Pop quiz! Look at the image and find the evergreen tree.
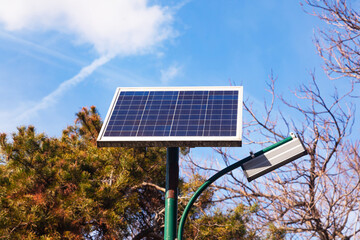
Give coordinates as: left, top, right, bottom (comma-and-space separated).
0, 107, 167, 239
0, 106, 261, 239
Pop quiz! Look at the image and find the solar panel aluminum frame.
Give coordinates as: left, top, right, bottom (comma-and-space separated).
97, 86, 243, 148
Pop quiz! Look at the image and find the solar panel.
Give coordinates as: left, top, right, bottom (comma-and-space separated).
97, 87, 243, 147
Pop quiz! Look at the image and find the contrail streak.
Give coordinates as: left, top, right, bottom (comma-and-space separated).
17, 54, 114, 121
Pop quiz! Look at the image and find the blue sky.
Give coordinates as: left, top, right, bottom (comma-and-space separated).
0, 0, 325, 137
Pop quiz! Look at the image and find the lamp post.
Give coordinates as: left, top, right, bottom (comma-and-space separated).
164, 147, 179, 240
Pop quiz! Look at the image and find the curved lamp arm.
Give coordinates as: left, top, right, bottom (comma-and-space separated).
177, 136, 295, 240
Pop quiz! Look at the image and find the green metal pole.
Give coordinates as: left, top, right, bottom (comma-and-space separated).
164, 147, 179, 240
177, 136, 293, 240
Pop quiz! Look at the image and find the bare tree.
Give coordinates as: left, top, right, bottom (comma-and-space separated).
303, 0, 360, 83
182, 75, 360, 239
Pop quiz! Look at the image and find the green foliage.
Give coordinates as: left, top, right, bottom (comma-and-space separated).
180, 173, 215, 219
0, 106, 264, 239
0, 107, 167, 239
184, 204, 259, 240
266, 223, 286, 240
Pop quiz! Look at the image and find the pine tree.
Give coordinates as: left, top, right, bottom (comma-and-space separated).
0, 106, 261, 239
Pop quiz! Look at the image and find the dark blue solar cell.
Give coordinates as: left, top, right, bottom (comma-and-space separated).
104, 90, 238, 137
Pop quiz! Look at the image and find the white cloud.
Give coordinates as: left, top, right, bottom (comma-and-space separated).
161, 64, 182, 84
0, 0, 176, 120
0, 0, 174, 56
